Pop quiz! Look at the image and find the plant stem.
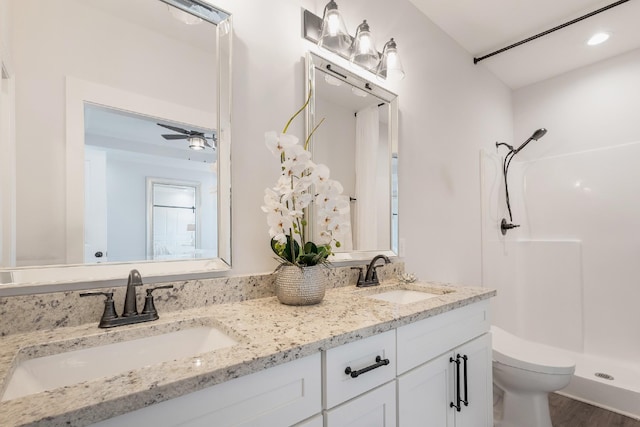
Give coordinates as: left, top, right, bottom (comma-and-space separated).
304, 117, 325, 151
282, 89, 312, 134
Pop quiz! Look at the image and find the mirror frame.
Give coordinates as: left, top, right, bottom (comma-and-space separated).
305, 51, 399, 263
0, 1, 232, 294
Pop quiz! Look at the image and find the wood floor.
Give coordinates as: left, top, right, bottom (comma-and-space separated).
549, 393, 640, 427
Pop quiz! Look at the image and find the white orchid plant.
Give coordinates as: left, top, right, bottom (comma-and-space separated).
262, 91, 350, 267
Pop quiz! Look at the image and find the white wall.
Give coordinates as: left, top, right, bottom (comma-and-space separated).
3, 0, 513, 285
215, 0, 513, 281
484, 48, 640, 363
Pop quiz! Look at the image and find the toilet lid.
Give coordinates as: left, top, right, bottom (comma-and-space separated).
491, 326, 575, 375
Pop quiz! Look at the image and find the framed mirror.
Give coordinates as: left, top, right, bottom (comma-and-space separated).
0, 0, 232, 291
305, 52, 398, 261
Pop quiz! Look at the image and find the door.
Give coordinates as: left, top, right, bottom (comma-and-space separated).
148, 181, 199, 260
398, 352, 454, 427
325, 381, 396, 427
453, 333, 493, 427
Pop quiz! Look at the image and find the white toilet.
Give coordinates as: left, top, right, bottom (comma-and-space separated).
491, 326, 575, 427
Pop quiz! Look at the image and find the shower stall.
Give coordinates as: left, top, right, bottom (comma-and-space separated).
481, 141, 640, 419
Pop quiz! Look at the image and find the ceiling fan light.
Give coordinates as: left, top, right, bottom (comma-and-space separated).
188, 136, 206, 150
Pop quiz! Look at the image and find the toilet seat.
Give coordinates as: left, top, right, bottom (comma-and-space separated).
491, 326, 575, 375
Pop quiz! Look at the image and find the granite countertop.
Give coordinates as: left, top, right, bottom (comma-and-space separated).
0, 280, 495, 426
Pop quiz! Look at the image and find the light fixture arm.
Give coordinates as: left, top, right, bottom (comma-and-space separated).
321, 0, 338, 22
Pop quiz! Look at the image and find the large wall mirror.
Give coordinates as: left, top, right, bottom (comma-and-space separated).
306, 52, 398, 261
0, 0, 231, 292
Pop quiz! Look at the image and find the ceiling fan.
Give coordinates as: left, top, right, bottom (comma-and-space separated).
157, 123, 216, 151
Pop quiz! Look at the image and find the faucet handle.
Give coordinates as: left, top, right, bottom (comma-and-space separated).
141, 285, 174, 317
80, 291, 118, 325
351, 267, 365, 287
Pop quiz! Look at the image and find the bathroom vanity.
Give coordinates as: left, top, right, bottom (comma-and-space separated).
0, 278, 495, 426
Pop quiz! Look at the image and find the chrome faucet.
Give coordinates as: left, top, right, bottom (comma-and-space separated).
353, 254, 391, 287
80, 269, 173, 328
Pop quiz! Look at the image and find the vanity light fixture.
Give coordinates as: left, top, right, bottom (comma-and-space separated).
587, 32, 610, 46
377, 38, 405, 81
188, 135, 207, 150
318, 0, 351, 53
303, 4, 405, 82
350, 20, 379, 71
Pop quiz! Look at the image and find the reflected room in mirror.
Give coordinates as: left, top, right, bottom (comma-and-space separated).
0, 0, 232, 289
305, 52, 399, 261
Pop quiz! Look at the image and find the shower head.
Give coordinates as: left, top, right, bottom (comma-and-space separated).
531, 128, 547, 141
513, 128, 547, 154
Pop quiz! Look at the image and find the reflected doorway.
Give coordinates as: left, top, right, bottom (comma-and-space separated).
148, 180, 201, 260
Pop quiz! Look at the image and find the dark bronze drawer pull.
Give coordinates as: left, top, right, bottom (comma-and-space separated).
344, 356, 390, 378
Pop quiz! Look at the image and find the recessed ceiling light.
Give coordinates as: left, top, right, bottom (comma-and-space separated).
587, 32, 610, 46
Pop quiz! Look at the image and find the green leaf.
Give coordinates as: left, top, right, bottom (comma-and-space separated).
284, 236, 300, 263
303, 241, 318, 255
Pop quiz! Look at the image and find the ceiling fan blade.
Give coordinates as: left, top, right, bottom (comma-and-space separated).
157, 123, 190, 134
162, 134, 188, 140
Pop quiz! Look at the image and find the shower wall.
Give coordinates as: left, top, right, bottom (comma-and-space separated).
482, 48, 640, 366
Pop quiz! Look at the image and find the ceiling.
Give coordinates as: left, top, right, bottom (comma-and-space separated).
84, 105, 216, 164
407, 0, 640, 88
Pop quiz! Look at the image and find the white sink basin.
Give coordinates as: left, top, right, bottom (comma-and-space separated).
2, 326, 237, 402
368, 289, 441, 304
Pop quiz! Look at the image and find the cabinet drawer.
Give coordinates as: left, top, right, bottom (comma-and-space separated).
397, 300, 489, 374
324, 330, 396, 408
325, 380, 396, 427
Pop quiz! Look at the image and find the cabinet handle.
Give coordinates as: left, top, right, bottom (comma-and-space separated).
462, 354, 469, 407
344, 355, 390, 378
450, 355, 462, 412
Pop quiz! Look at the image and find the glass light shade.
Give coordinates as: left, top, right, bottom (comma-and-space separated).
188, 136, 206, 150
350, 20, 379, 71
318, 1, 351, 53
377, 38, 405, 81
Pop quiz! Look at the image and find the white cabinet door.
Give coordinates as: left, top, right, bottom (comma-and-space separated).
397, 334, 492, 427
325, 381, 396, 427
398, 352, 455, 427
295, 414, 323, 427
92, 353, 321, 427
453, 333, 493, 427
